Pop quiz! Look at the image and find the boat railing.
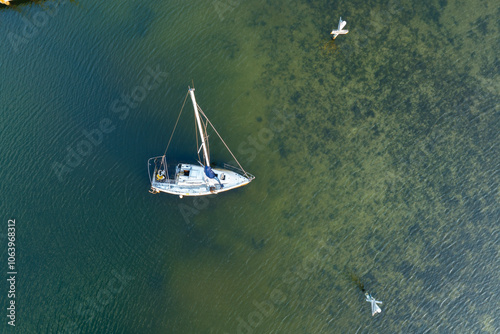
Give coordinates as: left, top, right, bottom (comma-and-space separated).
155, 178, 176, 185
223, 163, 255, 180
148, 156, 177, 184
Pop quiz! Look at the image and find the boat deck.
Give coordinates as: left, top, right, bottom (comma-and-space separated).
149, 159, 254, 197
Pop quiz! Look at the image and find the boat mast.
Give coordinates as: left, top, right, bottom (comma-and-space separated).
189, 88, 210, 167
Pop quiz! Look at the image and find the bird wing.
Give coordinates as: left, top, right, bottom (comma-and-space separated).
371, 301, 382, 316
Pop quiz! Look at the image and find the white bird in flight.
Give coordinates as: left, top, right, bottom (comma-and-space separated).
331, 17, 349, 39
365, 292, 382, 316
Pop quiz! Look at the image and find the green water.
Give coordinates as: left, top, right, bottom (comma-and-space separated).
0, 0, 498, 333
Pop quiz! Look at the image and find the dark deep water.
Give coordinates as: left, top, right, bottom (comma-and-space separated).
0, 0, 498, 333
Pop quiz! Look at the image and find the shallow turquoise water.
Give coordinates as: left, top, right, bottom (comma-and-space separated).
0, 0, 498, 333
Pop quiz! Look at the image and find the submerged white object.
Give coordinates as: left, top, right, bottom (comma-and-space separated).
148, 88, 255, 197
365, 293, 382, 316
331, 17, 349, 39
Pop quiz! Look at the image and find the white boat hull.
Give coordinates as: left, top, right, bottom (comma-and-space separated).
149, 161, 253, 197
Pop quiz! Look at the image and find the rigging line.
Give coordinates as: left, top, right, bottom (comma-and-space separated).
163, 91, 190, 158
197, 106, 251, 179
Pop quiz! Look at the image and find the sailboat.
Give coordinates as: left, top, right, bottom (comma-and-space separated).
148, 87, 255, 198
